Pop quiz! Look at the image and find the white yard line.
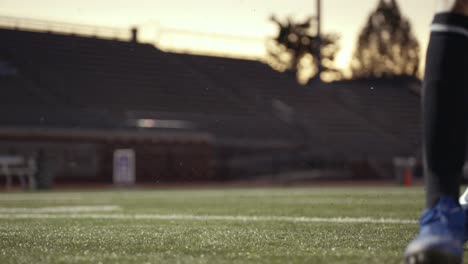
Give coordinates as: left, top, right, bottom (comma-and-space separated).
0, 205, 121, 213
0, 213, 417, 224
0, 196, 87, 201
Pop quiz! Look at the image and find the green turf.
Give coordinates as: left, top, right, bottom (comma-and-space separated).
0, 186, 457, 264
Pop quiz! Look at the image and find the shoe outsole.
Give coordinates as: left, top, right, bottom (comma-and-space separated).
405, 249, 461, 264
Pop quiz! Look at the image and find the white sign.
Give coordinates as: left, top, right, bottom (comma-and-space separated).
113, 149, 135, 185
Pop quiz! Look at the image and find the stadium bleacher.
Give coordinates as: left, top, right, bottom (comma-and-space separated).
0, 26, 422, 182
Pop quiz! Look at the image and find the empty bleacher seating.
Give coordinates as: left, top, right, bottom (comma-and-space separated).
0, 27, 421, 159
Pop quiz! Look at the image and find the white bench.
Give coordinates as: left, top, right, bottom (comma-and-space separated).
0, 156, 36, 190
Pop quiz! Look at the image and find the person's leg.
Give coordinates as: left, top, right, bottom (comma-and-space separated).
436, 0, 468, 15
424, 0, 468, 207
405, 1, 468, 264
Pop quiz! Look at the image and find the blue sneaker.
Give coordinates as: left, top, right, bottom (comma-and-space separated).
404, 197, 465, 264
458, 188, 468, 242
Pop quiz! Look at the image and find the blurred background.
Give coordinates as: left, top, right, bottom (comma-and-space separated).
0, 0, 443, 190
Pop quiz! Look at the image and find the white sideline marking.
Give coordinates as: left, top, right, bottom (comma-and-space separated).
0, 213, 417, 224
0, 205, 121, 213
0, 196, 85, 201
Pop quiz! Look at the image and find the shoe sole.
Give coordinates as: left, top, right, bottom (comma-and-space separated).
405, 249, 461, 264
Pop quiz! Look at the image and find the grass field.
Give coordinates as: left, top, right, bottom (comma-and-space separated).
0, 186, 456, 264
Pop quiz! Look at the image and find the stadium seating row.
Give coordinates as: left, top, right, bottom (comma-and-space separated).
0, 28, 421, 159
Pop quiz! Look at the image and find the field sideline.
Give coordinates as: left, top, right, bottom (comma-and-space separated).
0, 186, 458, 264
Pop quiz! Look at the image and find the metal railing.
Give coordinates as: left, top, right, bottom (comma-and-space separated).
0, 15, 131, 40
156, 27, 266, 60
0, 15, 266, 60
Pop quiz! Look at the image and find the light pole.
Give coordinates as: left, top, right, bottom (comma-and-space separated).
316, 0, 323, 80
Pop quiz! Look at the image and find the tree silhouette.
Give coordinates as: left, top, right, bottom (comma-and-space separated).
267, 15, 341, 84
351, 0, 420, 79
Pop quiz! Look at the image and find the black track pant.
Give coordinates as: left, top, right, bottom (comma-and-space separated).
424, 13, 468, 207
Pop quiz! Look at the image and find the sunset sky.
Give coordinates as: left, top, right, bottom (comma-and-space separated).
0, 0, 436, 74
